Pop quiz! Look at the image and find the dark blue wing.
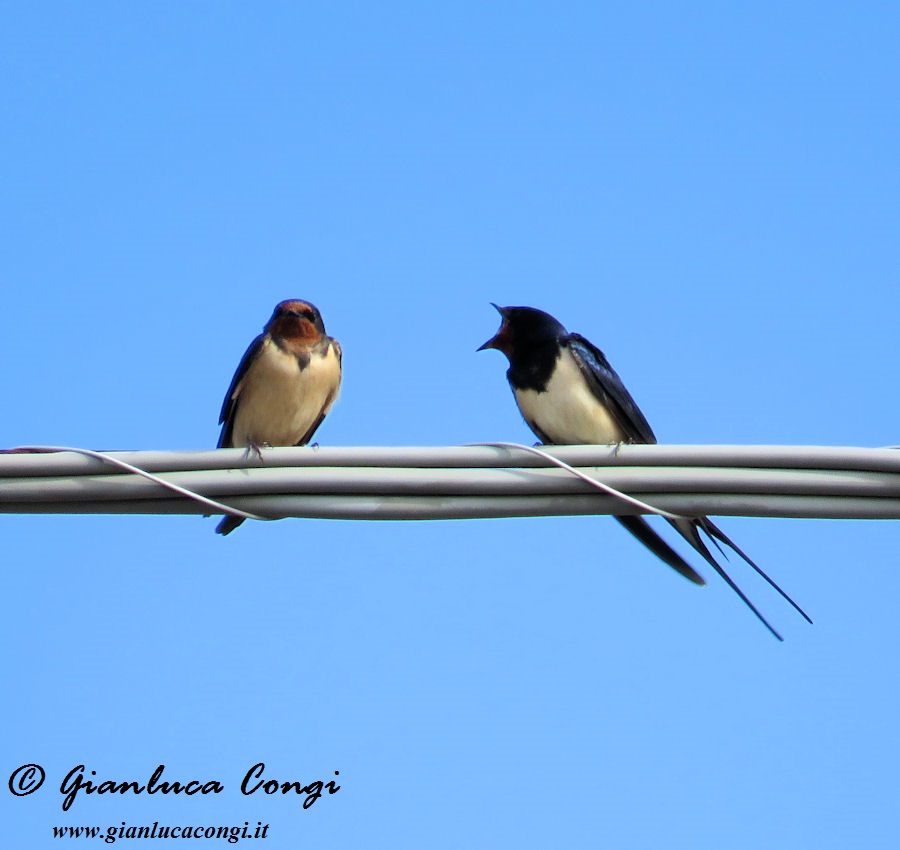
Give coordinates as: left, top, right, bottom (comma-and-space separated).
217, 333, 265, 448
566, 333, 657, 444
615, 516, 705, 585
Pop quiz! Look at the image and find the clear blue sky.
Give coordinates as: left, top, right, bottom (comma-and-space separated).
3, 3, 899, 848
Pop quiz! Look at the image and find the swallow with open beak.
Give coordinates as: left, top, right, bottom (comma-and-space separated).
479, 304, 810, 639
215, 299, 342, 535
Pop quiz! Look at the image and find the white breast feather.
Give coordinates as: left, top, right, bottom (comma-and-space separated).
514, 350, 627, 445
230, 339, 340, 448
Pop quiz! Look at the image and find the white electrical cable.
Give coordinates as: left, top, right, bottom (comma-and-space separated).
3, 443, 900, 522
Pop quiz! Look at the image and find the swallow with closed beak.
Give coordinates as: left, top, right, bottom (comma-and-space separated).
216, 299, 342, 535
479, 304, 810, 639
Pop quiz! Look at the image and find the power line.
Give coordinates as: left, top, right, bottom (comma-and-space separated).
2, 443, 900, 523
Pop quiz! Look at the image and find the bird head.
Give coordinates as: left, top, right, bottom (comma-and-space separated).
266, 299, 327, 345
478, 304, 568, 360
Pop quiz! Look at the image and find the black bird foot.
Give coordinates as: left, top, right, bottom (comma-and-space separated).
243, 440, 270, 462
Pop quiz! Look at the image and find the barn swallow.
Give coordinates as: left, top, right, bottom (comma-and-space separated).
215, 299, 342, 535
479, 304, 811, 639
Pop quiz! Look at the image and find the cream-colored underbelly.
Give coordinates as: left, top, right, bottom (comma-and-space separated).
230, 341, 340, 447
514, 352, 628, 445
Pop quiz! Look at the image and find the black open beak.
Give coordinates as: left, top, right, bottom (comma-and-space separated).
477, 303, 507, 351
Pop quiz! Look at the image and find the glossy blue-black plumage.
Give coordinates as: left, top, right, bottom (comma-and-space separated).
217, 334, 265, 450
480, 304, 811, 640
566, 334, 656, 444
214, 299, 341, 535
